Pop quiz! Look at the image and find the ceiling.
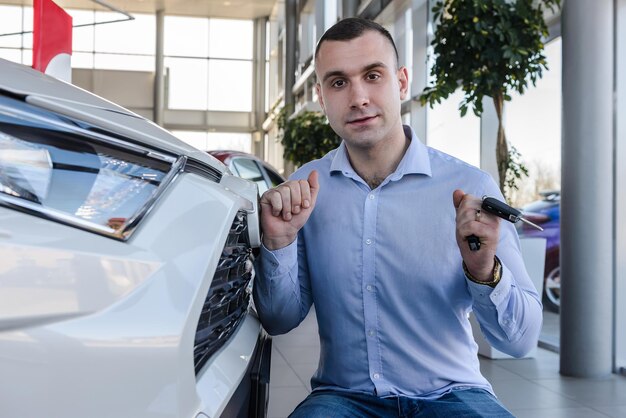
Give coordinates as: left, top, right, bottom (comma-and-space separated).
2, 0, 279, 19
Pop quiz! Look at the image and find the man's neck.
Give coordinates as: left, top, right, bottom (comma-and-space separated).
346, 125, 410, 190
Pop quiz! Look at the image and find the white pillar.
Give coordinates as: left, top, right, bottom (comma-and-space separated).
560, 0, 614, 378
615, 0, 626, 374
479, 98, 499, 183
154, 9, 165, 126
253, 17, 268, 158
410, 0, 428, 141
285, 0, 297, 109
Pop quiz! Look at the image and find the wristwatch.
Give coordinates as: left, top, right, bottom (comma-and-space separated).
463, 256, 502, 288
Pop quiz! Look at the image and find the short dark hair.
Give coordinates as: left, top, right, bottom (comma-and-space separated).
314, 17, 399, 65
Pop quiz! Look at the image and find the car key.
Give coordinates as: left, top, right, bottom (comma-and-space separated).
467, 196, 544, 251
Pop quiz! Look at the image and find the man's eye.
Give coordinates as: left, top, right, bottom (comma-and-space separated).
331, 79, 345, 88
367, 73, 381, 80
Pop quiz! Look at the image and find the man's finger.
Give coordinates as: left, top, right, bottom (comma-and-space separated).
299, 179, 312, 209
278, 185, 292, 221
268, 189, 284, 217
290, 181, 302, 214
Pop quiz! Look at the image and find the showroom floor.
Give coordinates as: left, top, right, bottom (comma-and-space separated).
267, 309, 626, 418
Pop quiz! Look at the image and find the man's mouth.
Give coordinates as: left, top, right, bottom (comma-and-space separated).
347, 115, 377, 125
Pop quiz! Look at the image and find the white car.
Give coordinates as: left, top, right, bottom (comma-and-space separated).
0, 58, 270, 418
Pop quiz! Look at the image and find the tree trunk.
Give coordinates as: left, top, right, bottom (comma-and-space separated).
493, 94, 508, 195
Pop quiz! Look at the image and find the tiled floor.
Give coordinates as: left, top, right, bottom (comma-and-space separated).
268, 310, 626, 418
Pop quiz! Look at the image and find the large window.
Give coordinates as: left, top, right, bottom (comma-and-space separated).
426, 89, 481, 167
0, 8, 254, 112
0, 6, 155, 71
72, 10, 155, 71
0, 5, 31, 65
164, 16, 209, 57
505, 37, 562, 349
165, 17, 253, 112
165, 58, 209, 110
207, 60, 253, 111
506, 38, 562, 207
90, 11, 155, 71
423, 0, 480, 167
171, 131, 251, 153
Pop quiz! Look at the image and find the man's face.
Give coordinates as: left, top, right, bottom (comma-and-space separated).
315, 30, 409, 150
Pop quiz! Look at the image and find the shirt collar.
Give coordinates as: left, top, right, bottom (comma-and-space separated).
329, 125, 432, 178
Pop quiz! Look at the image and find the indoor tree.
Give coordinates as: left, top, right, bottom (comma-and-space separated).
419, 0, 561, 197
277, 107, 341, 167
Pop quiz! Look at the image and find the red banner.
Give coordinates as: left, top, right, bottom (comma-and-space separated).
32, 0, 72, 81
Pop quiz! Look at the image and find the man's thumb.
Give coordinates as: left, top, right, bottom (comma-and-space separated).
452, 189, 465, 209
308, 170, 320, 191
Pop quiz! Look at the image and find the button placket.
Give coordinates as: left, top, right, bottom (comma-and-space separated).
362, 189, 384, 392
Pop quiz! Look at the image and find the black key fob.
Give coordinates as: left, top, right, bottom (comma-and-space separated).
467, 234, 480, 251
466, 196, 521, 251
481, 197, 522, 223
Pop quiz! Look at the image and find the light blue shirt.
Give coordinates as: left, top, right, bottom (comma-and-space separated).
253, 125, 542, 399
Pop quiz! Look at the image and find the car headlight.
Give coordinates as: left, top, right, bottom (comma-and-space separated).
0, 101, 181, 240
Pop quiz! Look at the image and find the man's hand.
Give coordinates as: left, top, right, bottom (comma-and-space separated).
260, 171, 320, 250
453, 189, 500, 282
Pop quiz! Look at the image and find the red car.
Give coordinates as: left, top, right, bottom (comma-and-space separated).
208, 150, 285, 195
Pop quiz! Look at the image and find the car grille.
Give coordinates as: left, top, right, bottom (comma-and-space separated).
194, 210, 253, 375
184, 157, 222, 183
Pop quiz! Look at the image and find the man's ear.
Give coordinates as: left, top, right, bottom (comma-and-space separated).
315, 82, 326, 113
398, 66, 409, 101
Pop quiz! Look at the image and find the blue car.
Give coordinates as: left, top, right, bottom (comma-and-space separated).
517, 191, 561, 313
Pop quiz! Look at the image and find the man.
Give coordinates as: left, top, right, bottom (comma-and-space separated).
254, 17, 541, 417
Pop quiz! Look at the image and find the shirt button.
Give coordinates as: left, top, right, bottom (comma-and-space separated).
373, 373, 380, 379
366, 285, 373, 292
365, 239, 372, 245
369, 194, 375, 200
368, 329, 375, 337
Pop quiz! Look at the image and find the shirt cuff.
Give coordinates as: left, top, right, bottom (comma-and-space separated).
466, 262, 513, 307
260, 239, 298, 276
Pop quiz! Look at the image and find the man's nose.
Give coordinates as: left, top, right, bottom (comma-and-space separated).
349, 82, 369, 108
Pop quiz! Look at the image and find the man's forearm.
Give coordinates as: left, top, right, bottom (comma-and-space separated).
253, 241, 309, 335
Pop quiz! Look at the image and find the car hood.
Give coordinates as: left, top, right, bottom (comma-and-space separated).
0, 58, 224, 173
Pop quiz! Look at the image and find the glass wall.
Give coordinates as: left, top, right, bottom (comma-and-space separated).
0, 7, 255, 156
0, 5, 31, 65
423, 0, 480, 166
505, 37, 562, 349
164, 16, 253, 112
0, 7, 253, 115
506, 38, 562, 208
426, 90, 481, 167
171, 130, 252, 153
0, 6, 155, 71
